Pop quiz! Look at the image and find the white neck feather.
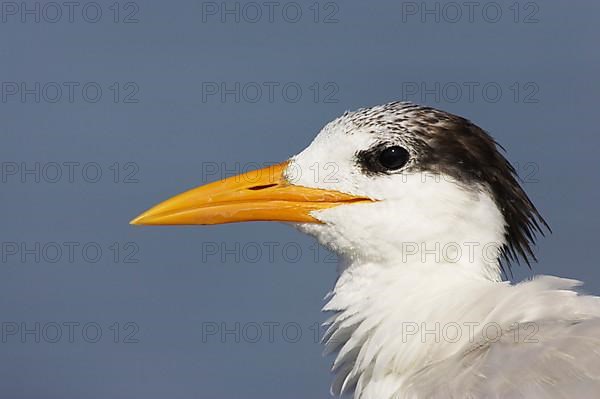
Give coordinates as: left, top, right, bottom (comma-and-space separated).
323, 258, 498, 396
295, 180, 510, 397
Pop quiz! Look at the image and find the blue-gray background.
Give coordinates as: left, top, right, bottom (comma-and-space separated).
1, 1, 598, 398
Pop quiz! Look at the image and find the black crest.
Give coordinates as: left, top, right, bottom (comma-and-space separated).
350, 102, 550, 272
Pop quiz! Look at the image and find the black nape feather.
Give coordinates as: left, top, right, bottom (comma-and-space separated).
414, 110, 549, 275
349, 102, 550, 274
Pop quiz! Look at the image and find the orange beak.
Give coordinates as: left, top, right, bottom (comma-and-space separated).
130, 161, 372, 225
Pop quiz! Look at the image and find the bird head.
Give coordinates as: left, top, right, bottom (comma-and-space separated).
131, 102, 547, 277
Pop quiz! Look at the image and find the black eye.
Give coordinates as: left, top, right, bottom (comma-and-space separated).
378, 146, 410, 170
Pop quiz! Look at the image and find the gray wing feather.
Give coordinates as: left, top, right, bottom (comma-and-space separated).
406, 318, 600, 398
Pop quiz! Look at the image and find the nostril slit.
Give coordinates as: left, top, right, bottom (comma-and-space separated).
248, 183, 278, 191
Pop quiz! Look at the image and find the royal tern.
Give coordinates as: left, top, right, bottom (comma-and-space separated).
132, 102, 600, 398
